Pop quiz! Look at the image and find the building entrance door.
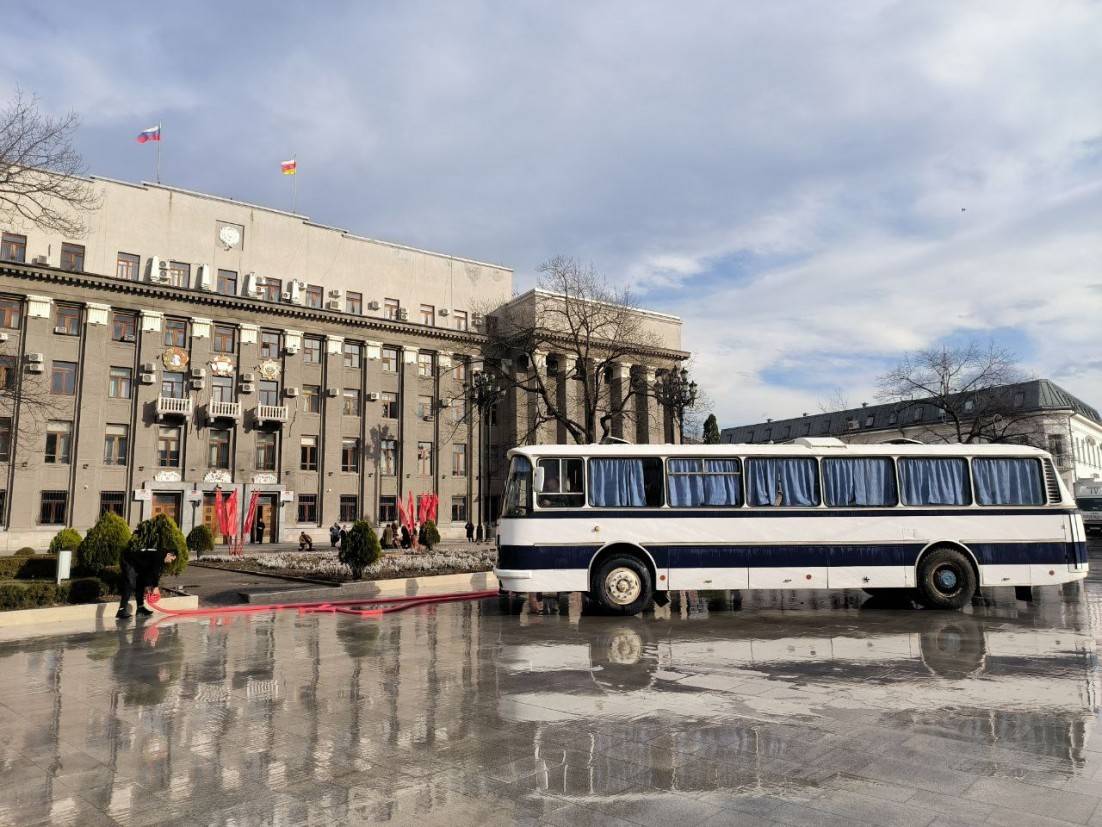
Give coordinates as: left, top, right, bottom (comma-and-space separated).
202, 493, 225, 544
251, 494, 278, 544
151, 493, 181, 525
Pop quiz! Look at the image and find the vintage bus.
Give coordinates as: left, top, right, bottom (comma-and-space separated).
1074, 481, 1102, 535
494, 439, 1089, 613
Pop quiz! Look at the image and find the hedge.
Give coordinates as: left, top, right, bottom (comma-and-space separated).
0, 577, 113, 611
0, 555, 58, 580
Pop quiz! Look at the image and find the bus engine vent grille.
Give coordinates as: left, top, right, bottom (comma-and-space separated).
1042, 459, 1062, 503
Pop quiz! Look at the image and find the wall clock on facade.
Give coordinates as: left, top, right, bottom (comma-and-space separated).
257, 359, 281, 380
162, 347, 189, 370
219, 224, 242, 248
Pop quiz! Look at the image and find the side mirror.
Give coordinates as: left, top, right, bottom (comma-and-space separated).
533, 466, 545, 493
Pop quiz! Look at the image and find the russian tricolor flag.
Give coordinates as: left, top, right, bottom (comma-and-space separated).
136, 125, 161, 143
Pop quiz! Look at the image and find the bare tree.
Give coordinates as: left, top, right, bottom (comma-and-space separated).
481, 256, 676, 444
650, 360, 709, 443
877, 341, 1041, 444
0, 90, 99, 237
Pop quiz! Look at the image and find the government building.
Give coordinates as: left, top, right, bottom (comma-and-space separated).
0, 177, 686, 550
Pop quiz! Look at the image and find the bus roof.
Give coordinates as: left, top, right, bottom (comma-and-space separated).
508, 440, 1050, 459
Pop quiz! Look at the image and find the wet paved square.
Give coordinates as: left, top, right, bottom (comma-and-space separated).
1, 543, 1100, 826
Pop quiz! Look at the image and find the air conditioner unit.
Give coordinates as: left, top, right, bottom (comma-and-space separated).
284, 386, 299, 398
153, 258, 171, 283
26, 362, 44, 374
288, 280, 304, 305
0, 333, 8, 344
122, 333, 136, 343
139, 372, 155, 384
471, 313, 484, 327
240, 382, 255, 393
422, 414, 434, 422
325, 300, 341, 311
397, 308, 409, 321
367, 300, 381, 311
141, 362, 155, 373
197, 264, 213, 291
190, 367, 205, 379
189, 378, 204, 390
31, 255, 48, 265
366, 391, 380, 401
241, 372, 255, 382
439, 308, 450, 316
148, 256, 162, 281
281, 292, 292, 301
328, 289, 342, 298
326, 387, 339, 397
26, 352, 44, 364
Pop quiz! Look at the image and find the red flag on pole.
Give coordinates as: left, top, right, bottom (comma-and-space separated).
242, 491, 260, 546
397, 495, 408, 530
214, 488, 227, 539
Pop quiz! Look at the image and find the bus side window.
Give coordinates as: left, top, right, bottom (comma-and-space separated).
589, 457, 664, 507
537, 458, 585, 508
747, 458, 820, 507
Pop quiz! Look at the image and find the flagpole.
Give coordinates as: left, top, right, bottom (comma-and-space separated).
155, 122, 162, 183
291, 154, 297, 213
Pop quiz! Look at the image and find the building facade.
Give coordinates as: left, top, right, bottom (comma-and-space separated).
0, 177, 685, 551
721, 379, 1102, 488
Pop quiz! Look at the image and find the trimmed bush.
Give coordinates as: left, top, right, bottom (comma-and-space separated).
67, 577, 105, 604
77, 512, 132, 574
14, 547, 36, 557
186, 524, 214, 555
0, 577, 113, 611
0, 555, 58, 580
338, 521, 381, 579
48, 528, 82, 554
421, 520, 441, 550
129, 514, 189, 576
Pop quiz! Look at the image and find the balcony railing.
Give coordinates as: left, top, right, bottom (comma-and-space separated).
255, 404, 288, 424
207, 400, 241, 421
156, 396, 193, 418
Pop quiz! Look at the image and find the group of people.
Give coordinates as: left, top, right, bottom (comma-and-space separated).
463, 521, 493, 543
292, 520, 495, 552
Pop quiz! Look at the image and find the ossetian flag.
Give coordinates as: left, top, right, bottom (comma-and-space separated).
136, 125, 161, 143
280, 159, 297, 175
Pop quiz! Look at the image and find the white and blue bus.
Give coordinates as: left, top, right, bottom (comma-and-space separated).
494, 439, 1089, 613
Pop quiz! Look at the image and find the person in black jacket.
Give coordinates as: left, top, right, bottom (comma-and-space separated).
117, 547, 177, 619
465, 521, 475, 543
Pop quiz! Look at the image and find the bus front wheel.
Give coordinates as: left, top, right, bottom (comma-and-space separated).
593, 554, 654, 615
915, 547, 976, 611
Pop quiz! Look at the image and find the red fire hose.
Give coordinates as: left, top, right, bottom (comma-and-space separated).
145, 589, 499, 620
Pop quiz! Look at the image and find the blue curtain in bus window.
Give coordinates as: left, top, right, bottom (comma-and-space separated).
748, 458, 819, 506
823, 458, 897, 506
667, 459, 704, 506
703, 459, 741, 505
667, 459, 742, 506
589, 458, 647, 507
972, 458, 1043, 505
899, 458, 970, 505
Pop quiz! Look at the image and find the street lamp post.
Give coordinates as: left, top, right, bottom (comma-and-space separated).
470, 370, 505, 537
658, 367, 698, 443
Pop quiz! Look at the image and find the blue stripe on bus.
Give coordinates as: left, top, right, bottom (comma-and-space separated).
515, 507, 1077, 519
497, 542, 1087, 571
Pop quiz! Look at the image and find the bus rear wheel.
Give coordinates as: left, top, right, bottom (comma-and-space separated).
593, 554, 654, 615
916, 547, 976, 611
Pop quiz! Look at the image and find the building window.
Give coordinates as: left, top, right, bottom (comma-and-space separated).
343, 341, 362, 368
45, 421, 72, 464
60, 243, 85, 272
103, 424, 129, 465
381, 439, 397, 475
258, 380, 279, 406
381, 392, 399, 419
211, 375, 234, 403
116, 252, 140, 281
40, 491, 67, 525
108, 367, 132, 399
260, 331, 281, 359
864, 415, 874, 428
54, 304, 80, 335
342, 389, 360, 416
341, 438, 360, 472
164, 318, 188, 347
453, 357, 468, 382
379, 495, 397, 523
167, 261, 190, 287
1013, 391, 1025, 408
453, 311, 468, 332
451, 396, 467, 424
417, 441, 432, 475
297, 494, 318, 523
303, 384, 321, 413
256, 432, 277, 471
303, 336, 322, 364
384, 298, 400, 320
419, 304, 435, 326
417, 395, 434, 420
452, 444, 467, 476
300, 436, 318, 471
212, 324, 236, 353
346, 291, 362, 314
913, 408, 923, 422
161, 371, 185, 398
0, 297, 21, 329
305, 285, 323, 308
0, 417, 10, 462
382, 347, 398, 372
1048, 434, 1067, 466
217, 269, 238, 296
0, 356, 17, 391
259, 278, 281, 302
1, 233, 26, 263
208, 429, 231, 469
887, 411, 898, 425
112, 311, 137, 342
339, 495, 358, 522
51, 361, 77, 395
100, 491, 125, 517
157, 426, 181, 467
451, 495, 468, 523
417, 352, 433, 378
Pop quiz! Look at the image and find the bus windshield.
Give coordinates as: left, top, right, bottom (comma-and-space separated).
502, 455, 533, 518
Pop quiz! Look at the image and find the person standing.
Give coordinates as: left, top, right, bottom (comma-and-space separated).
400, 524, 411, 549
329, 522, 340, 548
465, 521, 475, 543
476, 523, 484, 543
117, 546, 177, 619
254, 516, 265, 545
381, 523, 394, 549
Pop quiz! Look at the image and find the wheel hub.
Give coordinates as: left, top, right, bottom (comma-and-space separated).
935, 567, 959, 593
605, 567, 642, 605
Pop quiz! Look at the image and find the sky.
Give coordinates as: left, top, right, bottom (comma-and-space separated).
3, 1, 1101, 427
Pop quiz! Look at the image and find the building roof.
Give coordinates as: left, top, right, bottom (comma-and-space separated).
721, 379, 1101, 444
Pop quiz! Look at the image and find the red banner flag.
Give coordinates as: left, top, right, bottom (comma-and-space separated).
397, 495, 408, 530
225, 490, 239, 536
214, 488, 227, 538
242, 491, 260, 542
406, 490, 416, 534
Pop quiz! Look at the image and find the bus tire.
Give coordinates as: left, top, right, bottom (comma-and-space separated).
593, 554, 654, 615
915, 547, 976, 611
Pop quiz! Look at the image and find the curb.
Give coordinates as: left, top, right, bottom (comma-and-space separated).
0, 594, 200, 639
242, 570, 499, 604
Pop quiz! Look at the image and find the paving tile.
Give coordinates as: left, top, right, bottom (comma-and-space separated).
963, 777, 1100, 824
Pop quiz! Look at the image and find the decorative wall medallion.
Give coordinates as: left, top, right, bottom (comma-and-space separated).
204, 469, 232, 484
162, 347, 189, 370
251, 472, 278, 485
257, 359, 281, 380
154, 470, 182, 482
209, 355, 235, 377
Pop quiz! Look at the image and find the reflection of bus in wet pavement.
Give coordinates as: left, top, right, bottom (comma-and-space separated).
491, 592, 1099, 802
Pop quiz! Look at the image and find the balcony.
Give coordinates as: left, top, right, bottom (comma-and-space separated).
156, 396, 193, 419
207, 400, 241, 422
255, 404, 288, 425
